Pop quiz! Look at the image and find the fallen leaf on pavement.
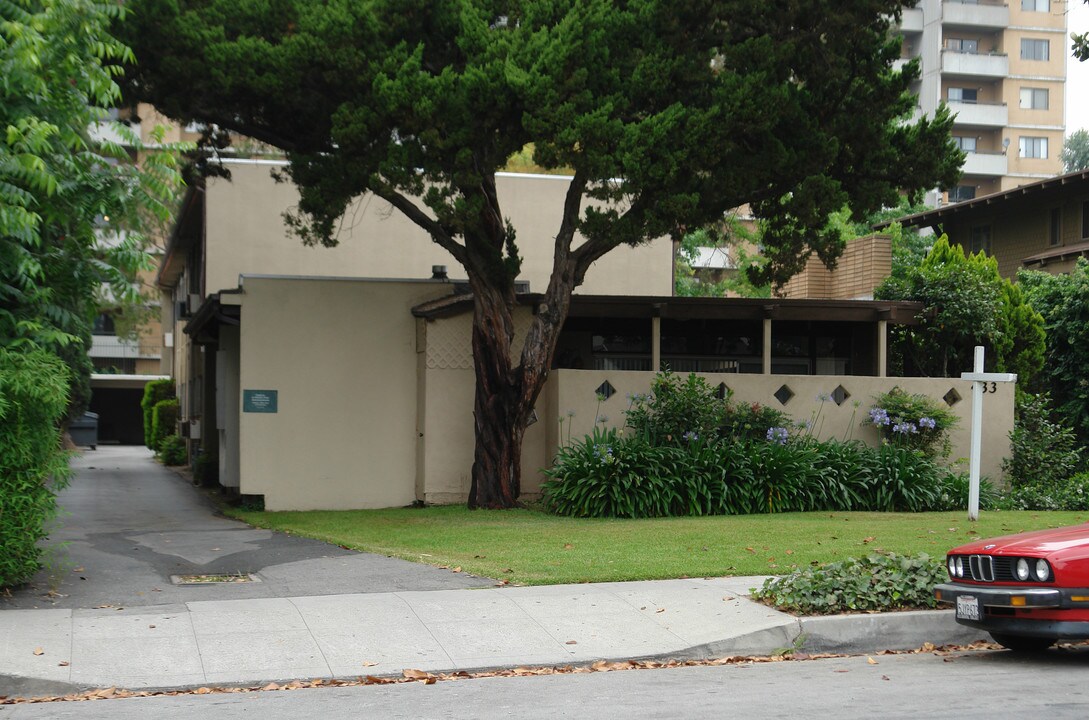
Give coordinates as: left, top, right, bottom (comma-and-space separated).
655, 608, 666, 613
362, 661, 378, 667
866, 657, 878, 665
58, 661, 69, 667
882, 675, 890, 681
834, 669, 850, 673
451, 567, 462, 573
565, 640, 577, 645
403, 669, 432, 680
32, 648, 43, 656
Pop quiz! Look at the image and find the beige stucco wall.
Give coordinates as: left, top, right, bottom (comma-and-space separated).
203, 162, 672, 298
237, 277, 450, 510
541, 370, 1014, 486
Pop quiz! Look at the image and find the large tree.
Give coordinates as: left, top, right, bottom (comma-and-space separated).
119, 0, 961, 508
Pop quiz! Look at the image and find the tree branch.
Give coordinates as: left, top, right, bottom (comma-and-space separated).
368, 179, 468, 266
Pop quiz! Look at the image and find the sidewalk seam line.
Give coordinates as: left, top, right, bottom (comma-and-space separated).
185, 603, 209, 683
286, 597, 333, 679
393, 592, 458, 671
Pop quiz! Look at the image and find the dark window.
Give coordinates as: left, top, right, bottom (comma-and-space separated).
1050, 207, 1061, 247
970, 226, 992, 255
949, 186, 976, 203
948, 87, 978, 103
92, 314, 116, 336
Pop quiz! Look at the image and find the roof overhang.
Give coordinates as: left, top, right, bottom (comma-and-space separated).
413, 292, 923, 325
877, 170, 1089, 231
184, 291, 241, 344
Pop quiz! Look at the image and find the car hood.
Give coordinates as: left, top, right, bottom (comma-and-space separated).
951, 524, 1089, 557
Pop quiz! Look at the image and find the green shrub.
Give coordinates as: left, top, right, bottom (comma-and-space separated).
544, 431, 965, 519
996, 472, 1089, 511
720, 401, 792, 442
151, 398, 179, 452
751, 553, 945, 614
625, 371, 729, 444
141, 379, 175, 448
194, 450, 218, 485
865, 387, 957, 458
0, 349, 72, 588
1003, 392, 1082, 489
157, 434, 187, 466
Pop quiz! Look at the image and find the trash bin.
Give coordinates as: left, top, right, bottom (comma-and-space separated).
69, 411, 99, 450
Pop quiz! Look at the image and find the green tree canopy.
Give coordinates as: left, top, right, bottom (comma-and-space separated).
1020, 259, 1089, 443
876, 236, 1044, 382
1, 0, 183, 418
1061, 129, 1089, 174
119, 0, 962, 507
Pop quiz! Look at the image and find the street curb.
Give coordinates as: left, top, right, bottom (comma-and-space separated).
798, 609, 988, 653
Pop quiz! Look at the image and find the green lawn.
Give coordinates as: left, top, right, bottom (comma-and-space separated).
225, 505, 1089, 586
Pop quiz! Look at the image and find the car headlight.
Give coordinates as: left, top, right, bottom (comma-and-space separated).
1016, 558, 1030, 581
954, 556, 964, 578
1035, 559, 1051, 582
948, 556, 957, 577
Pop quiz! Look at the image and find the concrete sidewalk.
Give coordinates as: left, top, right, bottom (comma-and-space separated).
0, 576, 987, 695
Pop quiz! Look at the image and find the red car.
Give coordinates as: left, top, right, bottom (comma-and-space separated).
935, 523, 1089, 652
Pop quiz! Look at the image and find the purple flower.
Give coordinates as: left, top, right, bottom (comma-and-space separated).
919, 417, 937, 430
766, 427, 789, 445
683, 431, 699, 442
868, 407, 891, 426
892, 421, 918, 435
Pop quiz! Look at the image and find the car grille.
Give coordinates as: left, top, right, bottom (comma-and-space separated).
959, 555, 1015, 582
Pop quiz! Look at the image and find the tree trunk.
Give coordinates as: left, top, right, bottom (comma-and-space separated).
468, 285, 524, 508
466, 275, 574, 509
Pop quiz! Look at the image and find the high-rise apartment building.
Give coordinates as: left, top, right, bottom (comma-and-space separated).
900, 0, 1067, 203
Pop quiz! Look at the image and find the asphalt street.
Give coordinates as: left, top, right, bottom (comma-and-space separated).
4, 645, 1089, 719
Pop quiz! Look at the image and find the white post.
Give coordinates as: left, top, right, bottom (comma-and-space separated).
968, 346, 984, 522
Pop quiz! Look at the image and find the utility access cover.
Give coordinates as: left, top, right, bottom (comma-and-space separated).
170, 572, 261, 585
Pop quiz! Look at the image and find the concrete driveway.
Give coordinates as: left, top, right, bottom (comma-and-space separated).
2, 446, 493, 610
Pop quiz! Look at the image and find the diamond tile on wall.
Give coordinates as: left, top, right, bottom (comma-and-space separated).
595, 381, 616, 400
716, 383, 730, 400
943, 388, 962, 407
773, 384, 794, 406
831, 385, 851, 406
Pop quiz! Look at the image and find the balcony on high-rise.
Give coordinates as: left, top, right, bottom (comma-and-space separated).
900, 6, 924, 33
961, 151, 1008, 176
942, 0, 1009, 31
948, 100, 1008, 127
941, 50, 1009, 78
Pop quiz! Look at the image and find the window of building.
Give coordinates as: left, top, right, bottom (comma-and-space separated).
92, 313, 116, 336
970, 226, 992, 255
1050, 207, 1062, 247
947, 87, 978, 103
946, 38, 979, 54
1021, 0, 1049, 10
949, 186, 977, 203
1019, 87, 1049, 110
1019, 136, 1048, 159
952, 136, 977, 152
1021, 38, 1050, 61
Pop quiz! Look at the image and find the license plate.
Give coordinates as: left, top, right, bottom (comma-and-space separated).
956, 595, 981, 621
